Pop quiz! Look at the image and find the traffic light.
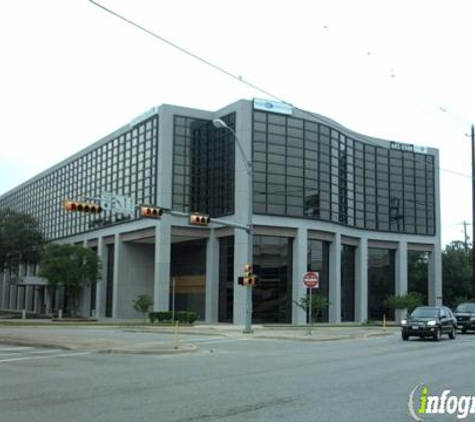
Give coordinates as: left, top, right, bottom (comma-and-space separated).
189, 212, 211, 226
243, 263, 252, 285
139, 206, 163, 219
62, 200, 102, 214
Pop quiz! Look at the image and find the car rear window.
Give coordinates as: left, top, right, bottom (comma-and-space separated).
411, 308, 439, 318
455, 303, 475, 313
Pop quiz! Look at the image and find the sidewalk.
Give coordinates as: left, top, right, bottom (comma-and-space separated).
0, 319, 398, 354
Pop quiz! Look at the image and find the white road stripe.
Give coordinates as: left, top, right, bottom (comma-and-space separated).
0, 349, 65, 357
0, 352, 90, 363
0, 346, 35, 352
182, 337, 250, 345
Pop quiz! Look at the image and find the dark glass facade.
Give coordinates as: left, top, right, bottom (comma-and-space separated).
252, 111, 436, 235
341, 245, 356, 322
307, 239, 330, 322
252, 236, 293, 323
218, 236, 234, 323
170, 239, 207, 319
408, 251, 429, 304
172, 114, 235, 217
368, 248, 395, 320
0, 116, 159, 240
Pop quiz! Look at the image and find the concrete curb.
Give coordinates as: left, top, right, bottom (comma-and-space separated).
0, 324, 399, 354
0, 335, 199, 355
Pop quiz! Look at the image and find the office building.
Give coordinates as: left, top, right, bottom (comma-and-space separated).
0, 99, 442, 324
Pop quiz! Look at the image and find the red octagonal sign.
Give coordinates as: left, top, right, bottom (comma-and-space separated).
303, 271, 319, 288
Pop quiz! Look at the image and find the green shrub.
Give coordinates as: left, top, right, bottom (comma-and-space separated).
149, 311, 197, 325
132, 293, 154, 321
293, 294, 330, 323
384, 292, 424, 313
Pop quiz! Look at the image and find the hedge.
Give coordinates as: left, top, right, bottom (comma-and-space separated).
149, 311, 197, 324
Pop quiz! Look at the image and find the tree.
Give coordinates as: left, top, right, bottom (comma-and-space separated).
442, 241, 473, 308
40, 243, 101, 317
407, 251, 428, 303
294, 293, 329, 323
384, 292, 424, 316
0, 207, 43, 271
132, 293, 154, 322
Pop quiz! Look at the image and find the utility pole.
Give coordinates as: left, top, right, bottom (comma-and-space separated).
463, 220, 469, 254
472, 125, 475, 299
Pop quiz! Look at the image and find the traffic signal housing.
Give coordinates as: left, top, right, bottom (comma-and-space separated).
140, 206, 163, 219
62, 200, 102, 214
240, 264, 258, 287
243, 263, 253, 285
189, 212, 211, 226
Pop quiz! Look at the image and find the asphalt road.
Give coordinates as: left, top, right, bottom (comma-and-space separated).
1, 332, 474, 422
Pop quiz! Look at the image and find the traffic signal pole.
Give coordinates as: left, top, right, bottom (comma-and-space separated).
471, 125, 475, 299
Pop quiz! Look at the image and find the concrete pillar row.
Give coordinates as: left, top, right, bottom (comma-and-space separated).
329, 233, 342, 323
292, 227, 308, 324
205, 229, 220, 323
233, 229, 248, 326
395, 240, 408, 322
154, 219, 171, 312
112, 233, 122, 319
355, 236, 368, 323
429, 243, 443, 306
96, 236, 107, 319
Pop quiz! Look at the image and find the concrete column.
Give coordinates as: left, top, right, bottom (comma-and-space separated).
1, 270, 8, 310
80, 239, 91, 317
205, 229, 220, 323
25, 285, 33, 312
428, 243, 443, 306
329, 232, 342, 323
9, 284, 14, 310
96, 236, 107, 318
16, 286, 22, 311
395, 240, 408, 322
233, 229, 248, 325
10, 284, 18, 311
153, 219, 171, 312
45, 286, 52, 315
33, 287, 39, 313
112, 233, 122, 319
292, 227, 308, 324
355, 236, 368, 323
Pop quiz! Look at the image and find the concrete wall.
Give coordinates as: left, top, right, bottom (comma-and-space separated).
116, 242, 155, 319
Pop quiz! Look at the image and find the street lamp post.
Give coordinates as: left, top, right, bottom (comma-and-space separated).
212, 118, 253, 333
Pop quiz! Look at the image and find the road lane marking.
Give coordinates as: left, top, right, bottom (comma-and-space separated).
0, 346, 35, 352
0, 349, 65, 357
0, 352, 90, 363
182, 337, 250, 345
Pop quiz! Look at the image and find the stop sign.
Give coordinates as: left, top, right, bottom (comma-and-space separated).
303, 271, 319, 288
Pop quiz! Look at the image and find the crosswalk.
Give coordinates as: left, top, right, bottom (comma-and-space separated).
0, 345, 90, 363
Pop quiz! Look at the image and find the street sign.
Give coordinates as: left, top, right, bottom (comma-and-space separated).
303, 271, 319, 288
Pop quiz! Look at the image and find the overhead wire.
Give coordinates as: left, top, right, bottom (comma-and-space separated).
88, 0, 473, 180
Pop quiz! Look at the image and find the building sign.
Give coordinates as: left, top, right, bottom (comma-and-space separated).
390, 141, 428, 154
101, 191, 136, 218
253, 98, 293, 115
129, 106, 159, 127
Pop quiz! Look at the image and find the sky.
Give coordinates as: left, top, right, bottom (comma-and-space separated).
1, 0, 474, 247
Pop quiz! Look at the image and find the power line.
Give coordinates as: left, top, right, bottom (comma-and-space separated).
88, 0, 473, 180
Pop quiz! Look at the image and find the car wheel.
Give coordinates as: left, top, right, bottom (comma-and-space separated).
433, 327, 441, 341
449, 327, 456, 340
402, 332, 409, 341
